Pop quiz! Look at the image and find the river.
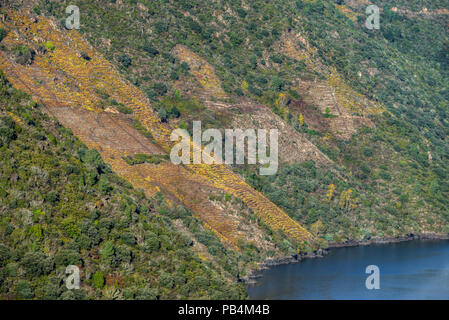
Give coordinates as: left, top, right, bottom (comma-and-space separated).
248, 239, 449, 299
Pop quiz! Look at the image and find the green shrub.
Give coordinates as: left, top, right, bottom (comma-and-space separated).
143, 237, 160, 253
5, 263, 18, 277
54, 250, 81, 267
45, 190, 59, 204
0, 28, 6, 42
98, 177, 113, 195
92, 271, 105, 289
76, 234, 92, 250
44, 41, 55, 51
116, 104, 133, 114
153, 83, 168, 96
101, 241, 115, 263
16, 280, 34, 299
0, 245, 10, 267
13, 45, 35, 65
159, 272, 174, 288
142, 43, 159, 56
135, 287, 157, 300
115, 245, 132, 264
121, 232, 136, 246
21, 252, 54, 276
62, 219, 81, 238
43, 277, 63, 299
118, 54, 132, 68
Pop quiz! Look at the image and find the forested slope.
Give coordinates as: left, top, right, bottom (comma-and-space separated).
0, 72, 246, 299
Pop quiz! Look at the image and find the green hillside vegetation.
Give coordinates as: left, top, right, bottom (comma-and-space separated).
280, 0, 449, 238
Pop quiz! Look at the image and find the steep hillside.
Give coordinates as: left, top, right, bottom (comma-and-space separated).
0, 8, 313, 246
0, 6, 316, 291
28, 0, 449, 240
0, 0, 448, 300
0, 72, 246, 299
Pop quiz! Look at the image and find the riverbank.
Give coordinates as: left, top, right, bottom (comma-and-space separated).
328, 232, 449, 248
247, 238, 449, 299
244, 232, 449, 285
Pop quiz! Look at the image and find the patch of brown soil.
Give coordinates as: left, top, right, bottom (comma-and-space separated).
52, 106, 164, 156
231, 101, 333, 166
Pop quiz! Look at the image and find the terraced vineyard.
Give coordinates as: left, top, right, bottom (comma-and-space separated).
172, 44, 228, 100
280, 30, 384, 140
192, 163, 313, 243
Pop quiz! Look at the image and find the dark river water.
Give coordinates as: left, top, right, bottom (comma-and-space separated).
248, 240, 449, 300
